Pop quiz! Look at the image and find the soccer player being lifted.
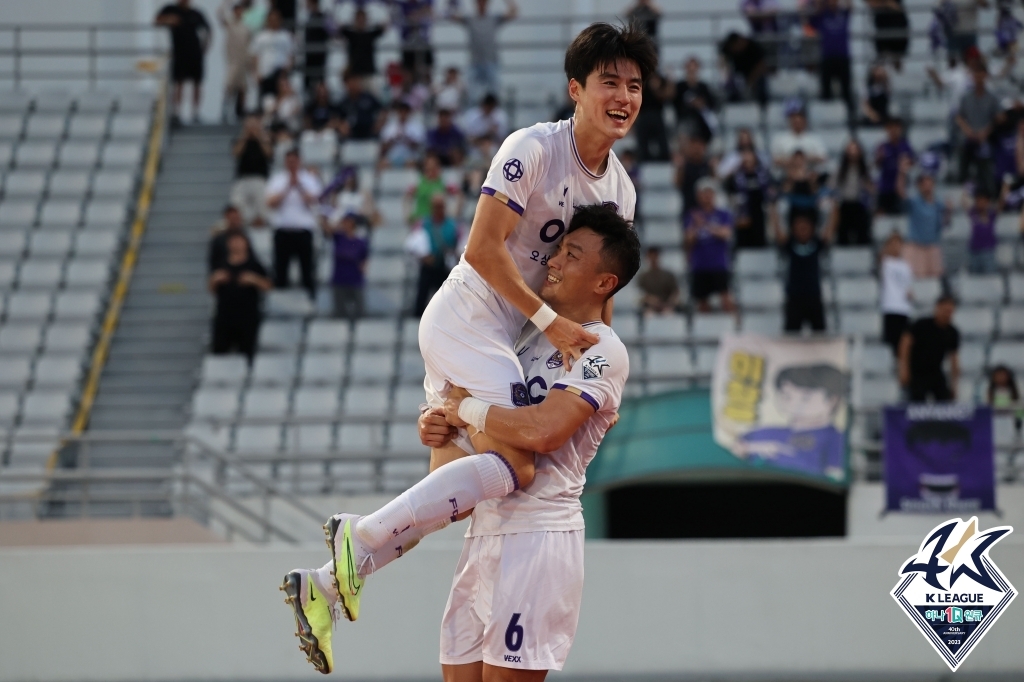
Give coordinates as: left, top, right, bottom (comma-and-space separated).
280, 20, 656, 676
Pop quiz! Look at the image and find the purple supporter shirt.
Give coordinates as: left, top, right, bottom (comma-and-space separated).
812, 9, 851, 59
969, 208, 997, 252
876, 138, 915, 194
331, 232, 369, 287
685, 208, 734, 272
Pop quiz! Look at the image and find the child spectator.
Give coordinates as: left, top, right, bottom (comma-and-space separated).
208, 232, 272, 363
638, 246, 681, 314
898, 158, 950, 278
965, 188, 1000, 273
879, 232, 914, 356
987, 365, 1023, 432
724, 148, 777, 248
379, 100, 427, 168
829, 140, 874, 244
861, 63, 891, 125
773, 212, 834, 333
325, 212, 369, 320
874, 116, 913, 215
684, 178, 736, 312
426, 108, 467, 167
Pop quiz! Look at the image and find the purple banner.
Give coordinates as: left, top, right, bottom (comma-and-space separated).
884, 405, 995, 513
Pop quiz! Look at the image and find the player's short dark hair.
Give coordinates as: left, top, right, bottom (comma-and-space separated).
774, 364, 847, 399
567, 204, 640, 298
564, 23, 658, 87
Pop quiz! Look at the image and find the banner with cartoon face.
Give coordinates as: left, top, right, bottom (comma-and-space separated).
884, 405, 995, 512
711, 334, 849, 484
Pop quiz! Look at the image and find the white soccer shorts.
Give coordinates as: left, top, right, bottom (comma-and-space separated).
419, 277, 529, 454
439, 530, 585, 671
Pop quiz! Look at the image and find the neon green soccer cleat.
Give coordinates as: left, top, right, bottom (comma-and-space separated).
280, 569, 336, 674
324, 513, 366, 622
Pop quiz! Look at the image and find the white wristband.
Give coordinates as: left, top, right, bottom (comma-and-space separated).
530, 303, 558, 332
458, 397, 491, 434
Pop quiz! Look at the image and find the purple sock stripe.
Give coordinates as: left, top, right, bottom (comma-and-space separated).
486, 450, 520, 491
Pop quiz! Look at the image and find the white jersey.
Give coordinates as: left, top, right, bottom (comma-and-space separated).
448, 119, 636, 340
467, 321, 628, 536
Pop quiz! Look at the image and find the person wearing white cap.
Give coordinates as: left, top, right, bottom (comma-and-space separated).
684, 177, 736, 312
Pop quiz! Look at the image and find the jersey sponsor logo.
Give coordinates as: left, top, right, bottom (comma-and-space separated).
503, 158, 524, 182
510, 382, 530, 407
581, 355, 610, 380
503, 655, 522, 663
891, 517, 1016, 671
546, 350, 564, 369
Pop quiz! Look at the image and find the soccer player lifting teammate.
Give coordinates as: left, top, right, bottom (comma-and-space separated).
280, 21, 656, 678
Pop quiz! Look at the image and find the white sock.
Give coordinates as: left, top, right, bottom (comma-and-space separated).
356, 452, 517, 552
359, 518, 452, 578
313, 561, 340, 603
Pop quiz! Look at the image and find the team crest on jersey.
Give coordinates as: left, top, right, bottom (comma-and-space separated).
546, 350, 563, 369
891, 517, 1016, 671
503, 158, 524, 182
581, 355, 610, 380
510, 382, 530, 407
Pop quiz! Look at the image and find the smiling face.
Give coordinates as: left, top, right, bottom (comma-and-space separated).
569, 59, 643, 141
540, 228, 618, 310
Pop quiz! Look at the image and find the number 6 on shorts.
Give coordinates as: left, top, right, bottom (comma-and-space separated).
505, 613, 524, 652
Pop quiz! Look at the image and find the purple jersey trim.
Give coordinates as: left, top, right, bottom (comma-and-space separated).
553, 383, 600, 411
487, 450, 520, 491
480, 186, 525, 215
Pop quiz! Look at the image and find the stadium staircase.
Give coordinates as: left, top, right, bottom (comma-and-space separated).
84, 125, 236, 467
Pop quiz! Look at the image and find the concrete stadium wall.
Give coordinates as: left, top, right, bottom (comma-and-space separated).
1, 533, 1021, 681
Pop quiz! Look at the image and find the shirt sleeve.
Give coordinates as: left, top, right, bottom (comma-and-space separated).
479, 127, 546, 217
552, 336, 629, 413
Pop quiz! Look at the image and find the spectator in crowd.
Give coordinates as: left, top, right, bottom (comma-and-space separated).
636, 71, 673, 161
324, 211, 369, 320
379, 100, 427, 168
304, 81, 338, 132
337, 70, 385, 140
462, 93, 509, 147
947, 0, 986, 57
393, 0, 436, 83
231, 114, 273, 226
999, 113, 1024, 209
406, 152, 459, 224
674, 137, 713, 217
434, 66, 467, 112
450, 0, 518, 103
865, 0, 909, 69
781, 150, 823, 229
673, 57, 718, 144
266, 72, 302, 133
720, 32, 769, 108
275, 0, 297, 27
987, 365, 1022, 432
956, 64, 1003, 196
773, 212, 834, 333
240, 0, 265, 33
394, 66, 433, 113
620, 148, 642, 221
717, 127, 770, 178
208, 204, 249, 272
323, 165, 381, 228
927, 47, 981, 119
741, 0, 780, 40
209, 231, 272, 363
265, 148, 323, 299
770, 100, 827, 168
879, 231, 913, 356
875, 116, 913, 215
303, 0, 330, 89
408, 194, 459, 316
638, 246, 680, 314
626, 0, 663, 45
684, 178, 736, 313
427, 108, 467, 167
995, 2, 1023, 79
339, 7, 387, 78
828, 140, 873, 244
155, 0, 212, 125
724, 147, 778, 248
897, 157, 950, 278
218, 0, 251, 123
965, 188, 1000, 273
899, 295, 960, 402
251, 9, 294, 100
861, 63, 891, 125
811, 0, 853, 110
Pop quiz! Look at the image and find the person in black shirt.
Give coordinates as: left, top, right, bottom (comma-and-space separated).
155, 0, 211, 125
231, 114, 273, 226
724, 148, 777, 248
720, 32, 769, 107
673, 56, 718, 143
773, 212, 834, 333
635, 71, 672, 161
674, 137, 712, 218
274, 0, 297, 28
304, 81, 339, 132
861, 63, 891, 125
625, 0, 662, 46
899, 296, 961, 402
339, 8, 387, 77
209, 232, 272, 363
303, 0, 331, 89
337, 70, 385, 140
208, 204, 250, 272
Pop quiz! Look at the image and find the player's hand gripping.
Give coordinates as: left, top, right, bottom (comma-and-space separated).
544, 316, 599, 368
443, 386, 472, 429
418, 407, 457, 448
